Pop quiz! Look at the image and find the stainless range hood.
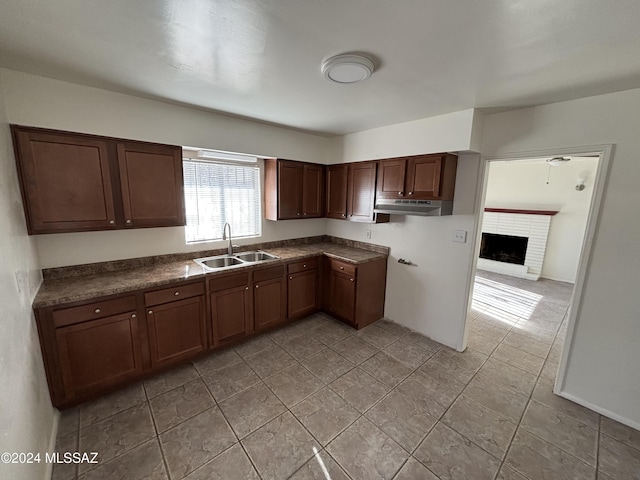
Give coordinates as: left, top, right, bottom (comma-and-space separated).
374, 198, 453, 216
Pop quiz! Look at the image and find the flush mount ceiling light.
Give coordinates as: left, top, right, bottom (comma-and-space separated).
546, 156, 571, 166
321, 54, 375, 84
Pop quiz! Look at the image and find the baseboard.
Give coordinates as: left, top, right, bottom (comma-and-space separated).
556, 389, 640, 431
539, 274, 575, 284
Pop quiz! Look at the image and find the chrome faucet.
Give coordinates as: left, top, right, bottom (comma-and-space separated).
223, 222, 233, 256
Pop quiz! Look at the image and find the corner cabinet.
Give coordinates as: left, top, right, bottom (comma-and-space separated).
264, 159, 325, 220
377, 153, 458, 201
11, 125, 185, 234
325, 161, 389, 224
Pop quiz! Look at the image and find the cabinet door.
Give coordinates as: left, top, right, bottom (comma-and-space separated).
329, 270, 357, 324
326, 164, 348, 219
278, 160, 303, 219
254, 277, 287, 331
406, 155, 443, 199
288, 269, 318, 319
55, 311, 143, 399
211, 285, 251, 345
117, 142, 185, 227
302, 163, 324, 218
347, 162, 377, 221
376, 158, 407, 199
12, 128, 117, 234
146, 296, 206, 368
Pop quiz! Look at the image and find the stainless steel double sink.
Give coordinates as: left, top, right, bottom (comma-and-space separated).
194, 251, 279, 271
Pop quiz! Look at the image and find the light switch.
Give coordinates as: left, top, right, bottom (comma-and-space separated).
452, 229, 467, 243
365, 229, 371, 239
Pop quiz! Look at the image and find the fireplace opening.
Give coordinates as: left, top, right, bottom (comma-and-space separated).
480, 233, 528, 265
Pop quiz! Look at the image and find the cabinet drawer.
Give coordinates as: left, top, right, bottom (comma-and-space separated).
253, 265, 285, 283
287, 257, 319, 274
208, 272, 249, 293
144, 281, 204, 306
52, 295, 137, 328
330, 259, 357, 276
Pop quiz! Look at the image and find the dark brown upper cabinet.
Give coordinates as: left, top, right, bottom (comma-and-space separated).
376, 153, 458, 201
264, 159, 324, 220
11, 125, 185, 234
325, 161, 389, 224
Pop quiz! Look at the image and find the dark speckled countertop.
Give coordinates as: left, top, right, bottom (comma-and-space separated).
34, 241, 388, 308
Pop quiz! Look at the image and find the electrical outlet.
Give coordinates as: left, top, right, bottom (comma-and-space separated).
452, 229, 467, 243
365, 229, 371, 239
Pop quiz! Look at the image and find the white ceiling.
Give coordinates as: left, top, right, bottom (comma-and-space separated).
1, 0, 639, 136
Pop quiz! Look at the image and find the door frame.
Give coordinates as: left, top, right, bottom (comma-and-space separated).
461, 143, 613, 396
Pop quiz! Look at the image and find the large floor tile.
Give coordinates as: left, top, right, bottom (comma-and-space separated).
329, 367, 390, 413
242, 412, 320, 480
598, 433, 640, 480
375, 319, 411, 337
79, 403, 156, 474
442, 395, 517, 459
301, 348, 354, 383
289, 449, 351, 480
143, 363, 199, 399
383, 335, 434, 369
183, 443, 259, 480
149, 378, 215, 433
193, 348, 243, 375
531, 382, 600, 429
463, 374, 529, 424
243, 345, 297, 379
265, 363, 324, 407
327, 417, 408, 480
496, 464, 528, 480
600, 416, 640, 451
79, 383, 146, 427
159, 407, 236, 480
505, 428, 595, 480
57, 408, 80, 437
477, 358, 537, 397
355, 323, 402, 349
395, 370, 459, 419
365, 389, 437, 452
402, 331, 443, 353
491, 344, 545, 376
330, 336, 379, 365
312, 320, 354, 346
291, 387, 360, 446
360, 351, 413, 388
414, 422, 501, 480
520, 400, 598, 466
234, 335, 276, 359
467, 329, 505, 355
79, 438, 167, 480
201, 360, 260, 402
393, 458, 439, 480
218, 382, 286, 438
502, 331, 552, 358
52, 431, 78, 480
281, 335, 327, 361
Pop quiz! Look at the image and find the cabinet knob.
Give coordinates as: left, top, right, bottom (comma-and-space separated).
109, 220, 115, 225
350, 278, 354, 282
296, 213, 301, 216
303, 213, 307, 216
245, 286, 249, 290
94, 308, 101, 314
255, 285, 259, 288
289, 276, 293, 280
148, 310, 153, 315
342, 214, 346, 218
126, 219, 132, 224
398, 191, 404, 196
340, 266, 344, 270
303, 264, 307, 268
408, 192, 414, 196
131, 314, 137, 318
174, 291, 180, 296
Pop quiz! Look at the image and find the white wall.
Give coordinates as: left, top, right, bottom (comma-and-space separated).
482, 88, 640, 428
484, 157, 598, 283
0, 69, 330, 267
328, 112, 481, 349
0, 71, 56, 480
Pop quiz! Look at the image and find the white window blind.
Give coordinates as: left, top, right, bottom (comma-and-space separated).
183, 159, 261, 243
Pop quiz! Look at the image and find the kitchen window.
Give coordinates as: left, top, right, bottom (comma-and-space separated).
183, 159, 261, 243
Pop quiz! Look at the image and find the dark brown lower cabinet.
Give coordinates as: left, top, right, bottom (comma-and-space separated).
288, 269, 319, 319
253, 265, 286, 332
55, 311, 144, 401
328, 270, 357, 324
209, 272, 251, 345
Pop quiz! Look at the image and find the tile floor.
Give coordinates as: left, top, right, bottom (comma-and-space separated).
52, 270, 640, 480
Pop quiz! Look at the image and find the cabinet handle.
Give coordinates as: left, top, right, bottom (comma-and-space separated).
131, 314, 137, 318
126, 219, 132, 224
94, 308, 101, 314
350, 278, 355, 282
408, 192, 414, 196
109, 220, 115, 225
148, 310, 153, 315
174, 291, 180, 296
398, 191, 404, 195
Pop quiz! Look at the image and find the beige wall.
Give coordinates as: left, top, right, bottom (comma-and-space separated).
0, 71, 56, 480
482, 88, 640, 428
484, 157, 599, 283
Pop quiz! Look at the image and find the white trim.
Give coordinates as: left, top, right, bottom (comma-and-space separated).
43, 411, 60, 480
462, 144, 614, 399
557, 389, 640, 431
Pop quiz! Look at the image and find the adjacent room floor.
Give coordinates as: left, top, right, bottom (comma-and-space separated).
52, 273, 639, 480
